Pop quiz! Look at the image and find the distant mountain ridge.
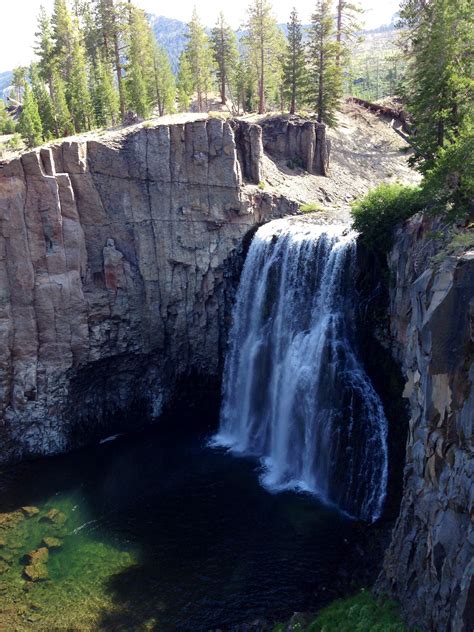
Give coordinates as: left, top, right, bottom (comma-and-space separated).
0, 71, 13, 101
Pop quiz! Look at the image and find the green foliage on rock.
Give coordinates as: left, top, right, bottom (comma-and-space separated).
273, 590, 411, 632
300, 202, 322, 213
351, 183, 424, 253
307, 590, 410, 632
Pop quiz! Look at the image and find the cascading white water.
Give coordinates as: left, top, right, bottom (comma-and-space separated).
212, 219, 388, 522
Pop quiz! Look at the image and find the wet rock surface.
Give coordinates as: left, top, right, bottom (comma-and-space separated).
379, 213, 474, 632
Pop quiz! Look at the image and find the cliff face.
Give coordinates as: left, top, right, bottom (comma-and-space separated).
0, 118, 296, 463
380, 214, 474, 632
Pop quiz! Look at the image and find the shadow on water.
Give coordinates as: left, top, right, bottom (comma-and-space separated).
0, 391, 388, 631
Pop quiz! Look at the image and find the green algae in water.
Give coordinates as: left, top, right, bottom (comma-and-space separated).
0, 492, 140, 630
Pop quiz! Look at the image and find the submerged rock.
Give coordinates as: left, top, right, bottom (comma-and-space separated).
23, 548, 50, 583
40, 509, 67, 527
23, 563, 48, 582
0, 511, 24, 530
21, 506, 40, 518
42, 537, 62, 550
26, 547, 49, 565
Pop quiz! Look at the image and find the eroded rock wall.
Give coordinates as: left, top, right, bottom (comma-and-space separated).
259, 116, 330, 176
380, 214, 474, 631
0, 118, 296, 463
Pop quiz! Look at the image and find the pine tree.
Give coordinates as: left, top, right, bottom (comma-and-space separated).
68, 20, 95, 131
0, 101, 16, 134
95, 0, 127, 119
177, 52, 194, 112
210, 12, 239, 105
152, 46, 176, 116
125, 4, 153, 118
336, 0, 363, 68
35, 6, 56, 95
30, 63, 55, 139
308, 0, 342, 126
12, 67, 27, 103
398, 0, 474, 171
91, 56, 119, 126
185, 9, 214, 112
282, 8, 307, 114
51, 69, 74, 137
19, 84, 43, 147
51, 0, 75, 82
244, 0, 283, 114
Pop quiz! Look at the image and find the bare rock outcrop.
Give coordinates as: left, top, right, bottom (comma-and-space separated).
0, 118, 296, 463
259, 115, 330, 176
379, 214, 474, 631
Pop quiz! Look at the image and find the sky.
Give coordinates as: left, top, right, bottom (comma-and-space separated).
0, 0, 400, 73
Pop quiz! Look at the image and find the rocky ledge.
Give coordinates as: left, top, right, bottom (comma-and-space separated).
379, 213, 474, 632
0, 117, 300, 463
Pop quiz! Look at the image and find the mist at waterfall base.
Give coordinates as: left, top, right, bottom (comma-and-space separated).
212, 219, 389, 523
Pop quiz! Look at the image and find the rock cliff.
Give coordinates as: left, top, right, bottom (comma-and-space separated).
0, 117, 297, 463
380, 214, 474, 631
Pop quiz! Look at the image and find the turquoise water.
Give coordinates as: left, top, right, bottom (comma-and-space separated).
0, 410, 359, 631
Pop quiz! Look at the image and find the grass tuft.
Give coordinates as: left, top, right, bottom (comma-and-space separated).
300, 202, 323, 213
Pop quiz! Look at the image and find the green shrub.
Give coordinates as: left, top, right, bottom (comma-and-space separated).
273, 591, 412, 632
300, 202, 322, 213
307, 590, 410, 632
6, 133, 22, 150
351, 182, 424, 253
258, 180, 266, 190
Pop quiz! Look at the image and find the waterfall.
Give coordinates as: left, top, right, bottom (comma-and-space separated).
212, 219, 388, 523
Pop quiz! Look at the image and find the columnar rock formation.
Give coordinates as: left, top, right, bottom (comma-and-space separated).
258, 116, 330, 176
0, 118, 296, 463
380, 214, 474, 632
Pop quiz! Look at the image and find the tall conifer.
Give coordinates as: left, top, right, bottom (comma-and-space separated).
282, 8, 307, 114
210, 13, 239, 105
244, 0, 284, 114
19, 85, 43, 147
185, 9, 214, 112
308, 0, 342, 126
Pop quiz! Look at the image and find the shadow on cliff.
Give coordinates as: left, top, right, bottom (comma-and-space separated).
355, 243, 409, 519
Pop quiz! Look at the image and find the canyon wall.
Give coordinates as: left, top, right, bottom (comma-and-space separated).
0, 118, 296, 463
380, 214, 474, 632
